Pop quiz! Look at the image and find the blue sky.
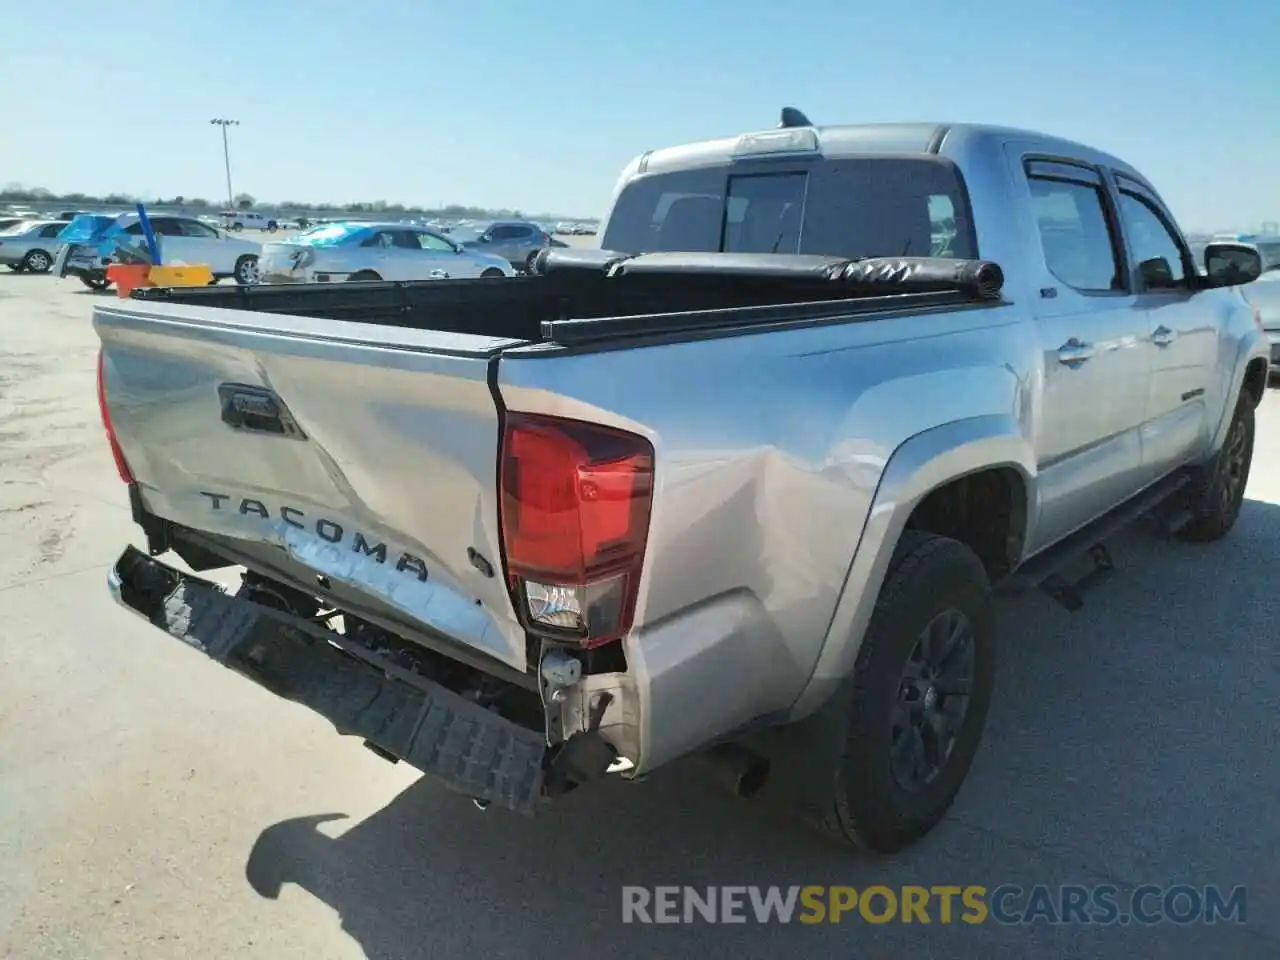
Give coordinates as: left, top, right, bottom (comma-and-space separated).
4, 0, 1276, 229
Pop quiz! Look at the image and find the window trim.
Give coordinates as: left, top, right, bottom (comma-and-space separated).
1024, 156, 1130, 297
1114, 186, 1194, 294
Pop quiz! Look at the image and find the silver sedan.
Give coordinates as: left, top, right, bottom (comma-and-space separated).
0, 220, 66, 274
259, 221, 516, 284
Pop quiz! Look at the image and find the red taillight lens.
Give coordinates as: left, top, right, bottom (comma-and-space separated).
96, 347, 134, 484
499, 412, 654, 647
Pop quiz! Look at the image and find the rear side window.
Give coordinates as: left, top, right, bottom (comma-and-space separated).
602, 157, 976, 260
1027, 176, 1122, 293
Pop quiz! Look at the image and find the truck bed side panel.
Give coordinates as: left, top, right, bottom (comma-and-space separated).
499, 304, 1032, 768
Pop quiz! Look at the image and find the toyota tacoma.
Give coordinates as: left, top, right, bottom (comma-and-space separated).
95, 114, 1268, 853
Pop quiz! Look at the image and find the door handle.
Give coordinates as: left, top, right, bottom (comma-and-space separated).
1057, 338, 1095, 367
1152, 325, 1177, 347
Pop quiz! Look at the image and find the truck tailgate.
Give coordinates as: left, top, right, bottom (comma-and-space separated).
94, 300, 531, 672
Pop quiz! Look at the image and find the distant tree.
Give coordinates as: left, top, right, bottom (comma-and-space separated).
103, 193, 134, 205
188, 197, 209, 208
234, 193, 255, 210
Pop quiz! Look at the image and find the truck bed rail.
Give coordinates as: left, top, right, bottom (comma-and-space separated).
126, 251, 1006, 347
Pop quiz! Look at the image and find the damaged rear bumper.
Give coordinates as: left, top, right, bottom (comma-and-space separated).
108, 545, 547, 814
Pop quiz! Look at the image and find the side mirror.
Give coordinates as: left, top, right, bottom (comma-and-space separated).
1138, 256, 1177, 289
1204, 242, 1262, 288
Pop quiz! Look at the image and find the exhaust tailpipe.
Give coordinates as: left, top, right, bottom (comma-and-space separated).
698, 743, 771, 799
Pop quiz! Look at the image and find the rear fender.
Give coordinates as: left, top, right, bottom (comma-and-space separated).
788, 414, 1035, 720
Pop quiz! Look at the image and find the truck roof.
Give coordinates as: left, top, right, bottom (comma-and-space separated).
635, 121, 1144, 183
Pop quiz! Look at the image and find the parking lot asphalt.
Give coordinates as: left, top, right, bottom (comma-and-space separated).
0, 268, 1277, 959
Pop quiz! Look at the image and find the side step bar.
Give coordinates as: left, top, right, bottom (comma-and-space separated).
108, 545, 547, 813
1001, 471, 1193, 610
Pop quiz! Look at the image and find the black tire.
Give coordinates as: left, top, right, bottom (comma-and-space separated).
1178, 391, 1255, 543
232, 222, 244, 231
233, 255, 260, 286
811, 530, 996, 854
480, 268, 505, 279
347, 270, 381, 282
80, 274, 110, 291
21, 249, 54, 274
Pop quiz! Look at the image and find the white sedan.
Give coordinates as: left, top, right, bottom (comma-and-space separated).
259, 221, 515, 284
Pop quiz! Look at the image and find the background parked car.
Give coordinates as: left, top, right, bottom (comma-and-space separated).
258, 220, 515, 283
220, 210, 279, 232
54, 212, 263, 290
1233, 235, 1280, 382
0, 220, 66, 273
0, 217, 30, 233
454, 219, 555, 272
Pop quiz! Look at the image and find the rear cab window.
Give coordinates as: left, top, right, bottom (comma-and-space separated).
601, 156, 977, 261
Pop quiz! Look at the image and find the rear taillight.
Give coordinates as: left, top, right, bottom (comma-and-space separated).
499, 412, 654, 647
96, 347, 134, 484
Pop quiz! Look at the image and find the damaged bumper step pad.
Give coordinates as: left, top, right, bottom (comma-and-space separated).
108, 546, 545, 814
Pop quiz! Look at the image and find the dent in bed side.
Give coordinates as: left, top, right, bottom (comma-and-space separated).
788, 413, 1036, 722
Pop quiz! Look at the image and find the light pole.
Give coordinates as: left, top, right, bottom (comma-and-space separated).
209, 118, 239, 211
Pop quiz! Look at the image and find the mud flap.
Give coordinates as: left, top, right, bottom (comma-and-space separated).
109, 546, 546, 814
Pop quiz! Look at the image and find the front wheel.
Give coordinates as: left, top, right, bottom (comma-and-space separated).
233, 255, 261, 286
480, 268, 506, 279
812, 530, 995, 854
346, 270, 382, 282
80, 274, 110, 291
1178, 392, 1255, 543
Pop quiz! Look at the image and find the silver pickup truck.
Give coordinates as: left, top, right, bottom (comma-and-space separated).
96, 116, 1269, 854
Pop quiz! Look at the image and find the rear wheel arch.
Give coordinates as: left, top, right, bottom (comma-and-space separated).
788, 415, 1034, 721
904, 465, 1030, 581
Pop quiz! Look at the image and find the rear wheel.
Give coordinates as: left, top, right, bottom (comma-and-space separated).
480, 268, 505, 279
347, 270, 381, 282
809, 530, 996, 854
22, 249, 53, 274
1178, 391, 1255, 543
80, 274, 110, 291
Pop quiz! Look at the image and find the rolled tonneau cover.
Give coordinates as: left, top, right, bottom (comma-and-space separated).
530, 248, 1005, 300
